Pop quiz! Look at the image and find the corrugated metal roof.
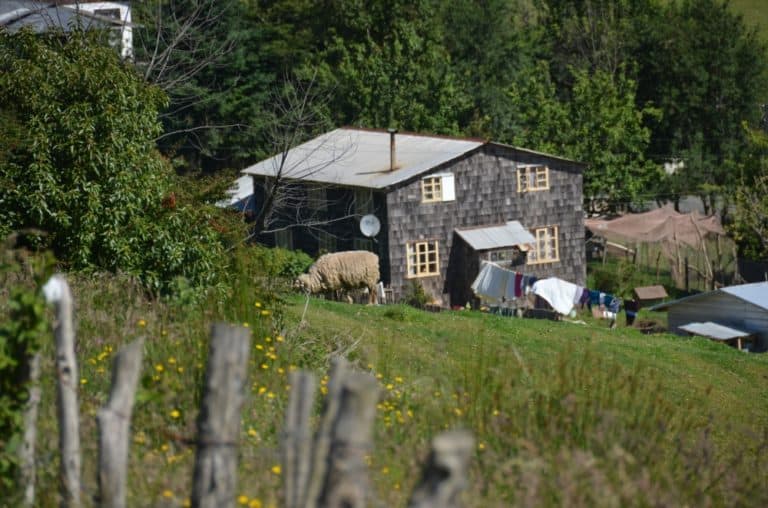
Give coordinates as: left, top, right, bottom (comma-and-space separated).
455, 221, 535, 251
241, 128, 485, 189
678, 322, 751, 340
722, 282, 768, 311
650, 281, 768, 312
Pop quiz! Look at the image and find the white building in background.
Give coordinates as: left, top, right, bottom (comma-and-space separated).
0, 1, 133, 59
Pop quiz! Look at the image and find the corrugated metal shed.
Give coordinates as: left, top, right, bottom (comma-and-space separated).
722, 282, 768, 311
650, 281, 768, 311
678, 322, 751, 340
455, 221, 535, 251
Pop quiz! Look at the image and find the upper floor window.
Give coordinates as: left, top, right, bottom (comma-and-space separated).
527, 226, 559, 264
517, 165, 549, 192
406, 240, 440, 278
421, 173, 455, 203
307, 185, 327, 211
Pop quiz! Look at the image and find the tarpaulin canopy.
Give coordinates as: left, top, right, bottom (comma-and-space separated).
584, 205, 725, 249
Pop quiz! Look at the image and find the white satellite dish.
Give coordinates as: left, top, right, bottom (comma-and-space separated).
359, 214, 381, 238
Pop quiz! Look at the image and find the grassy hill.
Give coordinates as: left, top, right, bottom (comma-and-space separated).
731, 0, 768, 40
7, 270, 767, 507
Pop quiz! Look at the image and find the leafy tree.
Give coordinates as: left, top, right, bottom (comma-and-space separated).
506, 64, 660, 213
732, 124, 768, 259
0, 29, 223, 291
311, 0, 470, 134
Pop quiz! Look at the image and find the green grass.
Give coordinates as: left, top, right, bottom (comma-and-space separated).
731, 0, 768, 40
3, 268, 768, 507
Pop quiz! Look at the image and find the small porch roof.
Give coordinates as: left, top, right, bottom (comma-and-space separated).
678, 322, 751, 341
455, 221, 535, 251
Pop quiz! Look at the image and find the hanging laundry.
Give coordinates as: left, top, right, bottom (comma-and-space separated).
514, 272, 523, 298
531, 277, 581, 315
471, 262, 510, 302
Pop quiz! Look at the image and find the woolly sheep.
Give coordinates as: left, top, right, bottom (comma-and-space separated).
296, 250, 380, 304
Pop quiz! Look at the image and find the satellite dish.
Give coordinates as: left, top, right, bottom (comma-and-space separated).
360, 214, 381, 238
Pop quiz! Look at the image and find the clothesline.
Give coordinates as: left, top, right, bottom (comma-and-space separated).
470, 261, 622, 319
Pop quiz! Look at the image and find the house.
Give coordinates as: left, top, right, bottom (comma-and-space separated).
650, 282, 768, 352
225, 127, 586, 306
0, 1, 133, 59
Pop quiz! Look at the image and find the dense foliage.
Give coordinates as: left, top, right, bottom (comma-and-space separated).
0, 29, 224, 292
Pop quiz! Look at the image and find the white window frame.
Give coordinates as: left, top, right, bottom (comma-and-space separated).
527, 226, 559, 264
421, 173, 455, 203
517, 165, 550, 192
406, 240, 440, 278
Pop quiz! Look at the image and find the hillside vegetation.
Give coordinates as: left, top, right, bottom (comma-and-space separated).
5, 265, 767, 507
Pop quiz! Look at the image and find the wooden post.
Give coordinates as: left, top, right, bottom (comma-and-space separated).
20, 352, 41, 507
303, 357, 348, 508
46, 275, 82, 508
408, 430, 475, 508
96, 338, 145, 508
318, 371, 380, 508
191, 323, 252, 508
283, 372, 317, 508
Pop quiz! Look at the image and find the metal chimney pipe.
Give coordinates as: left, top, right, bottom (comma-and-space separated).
388, 128, 397, 171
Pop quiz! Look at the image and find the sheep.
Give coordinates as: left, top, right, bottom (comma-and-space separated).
296, 250, 380, 304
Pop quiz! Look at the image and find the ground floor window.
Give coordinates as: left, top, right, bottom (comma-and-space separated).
406, 240, 440, 277
528, 226, 559, 264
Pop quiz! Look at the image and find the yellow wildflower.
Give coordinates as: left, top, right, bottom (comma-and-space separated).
138, 319, 147, 327
154, 363, 164, 373
247, 428, 258, 438
168, 357, 176, 365
170, 409, 181, 419
238, 495, 249, 505
249, 499, 262, 508
255, 302, 262, 308
177, 366, 184, 374
271, 465, 281, 475
260, 363, 269, 370
478, 442, 486, 451
276, 335, 284, 342
243, 322, 250, 328
182, 500, 191, 508
258, 386, 267, 395
80, 378, 88, 385
161, 489, 173, 499
260, 310, 270, 316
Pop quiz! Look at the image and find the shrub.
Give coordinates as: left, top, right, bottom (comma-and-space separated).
0, 29, 224, 294
404, 280, 430, 308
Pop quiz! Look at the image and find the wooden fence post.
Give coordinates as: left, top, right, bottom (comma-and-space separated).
191, 323, 252, 508
302, 357, 348, 508
96, 338, 145, 508
283, 371, 317, 508
408, 430, 475, 508
20, 352, 41, 507
318, 370, 380, 508
45, 275, 82, 508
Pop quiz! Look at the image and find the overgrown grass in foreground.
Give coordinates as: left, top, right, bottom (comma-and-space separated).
4, 270, 768, 507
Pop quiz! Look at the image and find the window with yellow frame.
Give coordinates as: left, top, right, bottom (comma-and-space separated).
517, 165, 549, 192
406, 240, 440, 277
527, 226, 559, 264
421, 176, 442, 202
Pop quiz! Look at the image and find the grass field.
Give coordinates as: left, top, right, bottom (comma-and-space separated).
5, 265, 767, 507
731, 0, 768, 40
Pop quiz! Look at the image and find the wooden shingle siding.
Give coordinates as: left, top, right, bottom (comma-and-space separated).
386, 145, 585, 304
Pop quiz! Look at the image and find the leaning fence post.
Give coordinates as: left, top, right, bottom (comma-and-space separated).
96, 338, 145, 508
20, 352, 41, 507
44, 275, 82, 508
283, 371, 317, 508
302, 357, 348, 508
191, 323, 252, 508
319, 370, 380, 508
407, 430, 475, 508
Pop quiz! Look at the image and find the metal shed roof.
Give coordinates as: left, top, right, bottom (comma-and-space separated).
650, 281, 768, 312
722, 282, 768, 311
455, 221, 535, 251
678, 322, 751, 341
